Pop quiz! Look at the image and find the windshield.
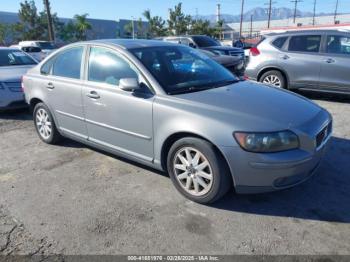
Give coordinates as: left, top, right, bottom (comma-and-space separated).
131, 46, 237, 94
192, 36, 220, 47
0, 49, 37, 66
37, 42, 56, 50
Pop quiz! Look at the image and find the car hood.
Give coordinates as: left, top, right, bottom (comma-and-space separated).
0, 65, 35, 82
212, 55, 242, 66
203, 46, 243, 52
174, 81, 323, 131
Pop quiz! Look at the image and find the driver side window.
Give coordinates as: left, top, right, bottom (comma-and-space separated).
88, 47, 139, 86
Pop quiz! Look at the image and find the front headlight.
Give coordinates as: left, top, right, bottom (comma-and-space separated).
234, 131, 299, 153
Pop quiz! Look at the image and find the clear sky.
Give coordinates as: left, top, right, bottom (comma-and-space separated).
1, 0, 350, 20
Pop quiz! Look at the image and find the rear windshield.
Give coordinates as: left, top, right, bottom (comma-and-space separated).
37, 42, 56, 50
272, 36, 288, 49
192, 36, 220, 47
0, 49, 37, 66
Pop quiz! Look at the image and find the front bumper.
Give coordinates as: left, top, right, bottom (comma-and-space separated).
219, 133, 331, 194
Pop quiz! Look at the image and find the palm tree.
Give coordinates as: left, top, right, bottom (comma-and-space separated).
74, 13, 92, 40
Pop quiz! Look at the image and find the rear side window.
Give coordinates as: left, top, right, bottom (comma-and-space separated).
326, 35, 350, 55
288, 35, 321, 53
52, 47, 83, 79
272, 37, 288, 49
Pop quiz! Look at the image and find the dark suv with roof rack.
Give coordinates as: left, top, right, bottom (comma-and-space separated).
163, 35, 245, 59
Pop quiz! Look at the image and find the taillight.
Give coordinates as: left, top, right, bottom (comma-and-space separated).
250, 47, 260, 56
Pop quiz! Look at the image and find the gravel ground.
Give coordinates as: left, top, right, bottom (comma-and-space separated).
0, 92, 349, 257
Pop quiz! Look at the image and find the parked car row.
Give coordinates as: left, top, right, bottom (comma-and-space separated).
19, 39, 332, 204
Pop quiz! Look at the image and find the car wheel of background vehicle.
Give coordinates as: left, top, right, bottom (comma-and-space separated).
260, 70, 286, 89
33, 102, 61, 144
167, 137, 232, 204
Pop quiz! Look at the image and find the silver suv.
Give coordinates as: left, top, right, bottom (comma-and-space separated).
246, 29, 350, 94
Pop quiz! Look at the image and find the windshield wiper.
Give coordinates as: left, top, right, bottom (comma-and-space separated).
167, 79, 239, 95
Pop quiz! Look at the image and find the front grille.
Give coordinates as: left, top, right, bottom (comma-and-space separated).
316, 121, 332, 148
3, 82, 22, 92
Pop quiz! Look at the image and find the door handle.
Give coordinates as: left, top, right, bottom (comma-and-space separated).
46, 82, 54, 89
86, 91, 100, 99
280, 55, 290, 60
325, 58, 335, 63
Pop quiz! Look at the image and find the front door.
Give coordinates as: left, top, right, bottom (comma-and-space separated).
83, 46, 154, 162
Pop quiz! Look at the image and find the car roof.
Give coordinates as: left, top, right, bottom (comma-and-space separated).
265, 29, 350, 37
85, 39, 177, 49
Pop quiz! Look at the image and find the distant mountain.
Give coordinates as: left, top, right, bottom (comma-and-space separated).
197, 7, 334, 23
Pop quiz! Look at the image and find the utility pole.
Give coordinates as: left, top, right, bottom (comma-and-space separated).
239, 0, 245, 38
264, 0, 276, 29
131, 16, 135, 39
334, 0, 339, 24
291, 0, 302, 24
250, 14, 253, 38
312, 0, 316, 25
43, 0, 54, 42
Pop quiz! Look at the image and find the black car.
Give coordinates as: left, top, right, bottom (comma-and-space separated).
199, 50, 245, 80
163, 35, 245, 60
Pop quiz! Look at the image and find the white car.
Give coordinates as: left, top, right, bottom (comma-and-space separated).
18, 41, 57, 58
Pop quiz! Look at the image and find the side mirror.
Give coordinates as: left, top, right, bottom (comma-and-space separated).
119, 78, 140, 92
189, 43, 196, 48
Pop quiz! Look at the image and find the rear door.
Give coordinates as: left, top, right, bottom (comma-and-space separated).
281, 34, 323, 89
41, 46, 88, 139
318, 33, 350, 92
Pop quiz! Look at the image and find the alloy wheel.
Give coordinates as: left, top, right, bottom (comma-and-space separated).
35, 108, 52, 140
173, 147, 213, 196
263, 75, 282, 87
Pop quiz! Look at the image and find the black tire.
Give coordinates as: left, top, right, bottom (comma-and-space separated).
260, 70, 287, 89
33, 102, 61, 144
167, 137, 232, 204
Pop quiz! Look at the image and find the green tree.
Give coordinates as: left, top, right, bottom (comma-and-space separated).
214, 20, 224, 39
15, 0, 41, 40
0, 23, 13, 45
13, 0, 63, 41
167, 3, 192, 35
74, 13, 92, 41
136, 18, 144, 38
124, 21, 133, 38
59, 21, 77, 42
189, 19, 213, 36
142, 9, 167, 37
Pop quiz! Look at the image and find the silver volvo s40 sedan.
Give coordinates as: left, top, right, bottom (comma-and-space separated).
23, 40, 332, 203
